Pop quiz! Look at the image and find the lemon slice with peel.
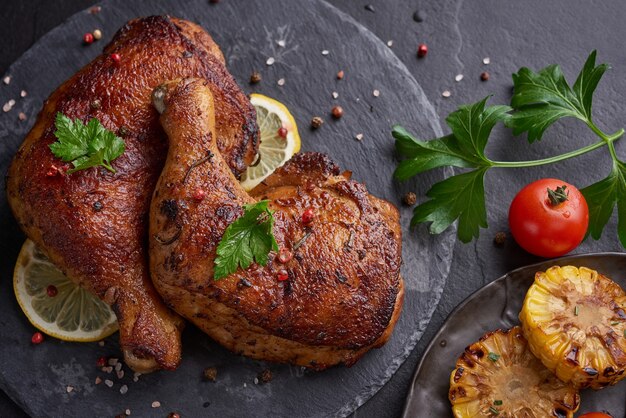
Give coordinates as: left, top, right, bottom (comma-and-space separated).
13, 239, 118, 342
240, 94, 301, 190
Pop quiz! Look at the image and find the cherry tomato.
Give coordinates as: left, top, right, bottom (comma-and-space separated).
508, 178, 588, 258
578, 413, 613, 418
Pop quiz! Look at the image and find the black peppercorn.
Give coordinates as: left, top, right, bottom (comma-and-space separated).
250, 71, 262, 84
403, 192, 417, 206
311, 116, 324, 129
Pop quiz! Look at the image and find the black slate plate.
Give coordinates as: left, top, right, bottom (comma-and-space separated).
403, 254, 626, 418
0, 1, 456, 417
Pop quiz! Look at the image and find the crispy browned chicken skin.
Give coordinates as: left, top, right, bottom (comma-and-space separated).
6, 16, 258, 372
150, 79, 404, 369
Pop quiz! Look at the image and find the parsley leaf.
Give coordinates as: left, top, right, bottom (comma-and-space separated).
395, 97, 510, 241
509, 50, 608, 142
581, 160, 626, 247
214, 200, 279, 280
49, 112, 125, 174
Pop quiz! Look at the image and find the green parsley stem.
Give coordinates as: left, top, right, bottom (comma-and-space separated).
490, 139, 609, 168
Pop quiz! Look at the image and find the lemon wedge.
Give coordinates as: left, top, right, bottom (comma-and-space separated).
13, 239, 118, 342
240, 94, 301, 190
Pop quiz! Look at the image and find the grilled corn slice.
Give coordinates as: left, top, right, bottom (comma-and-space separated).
449, 326, 580, 417
520, 265, 626, 389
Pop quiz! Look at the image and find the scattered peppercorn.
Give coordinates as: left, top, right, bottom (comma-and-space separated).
403, 192, 417, 206
336, 70, 344, 80
182, 50, 193, 58
331, 106, 343, 119
31, 332, 44, 344
83, 33, 94, 45
493, 231, 507, 247
110, 53, 121, 63
277, 269, 289, 281
417, 43, 428, 58
249, 71, 262, 84
118, 125, 128, 136
257, 369, 273, 383
413, 10, 425, 22
480, 71, 490, 81
301, 208, 315, 224
310, 116, 323, 129
167, 413, 181, 418
203, 367, 218, 382
46, 285, 58, 297
277, 127, 288, 138
93, 201, 103, 211
364, 4, 375, 12
277, 248, 293, 264
192, 188, 206, 201
90, 99, 102, 110
93, 29, 102, 40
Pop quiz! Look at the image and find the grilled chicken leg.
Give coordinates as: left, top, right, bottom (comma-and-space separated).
150, 79, 404, 369
7, 16, 258, 372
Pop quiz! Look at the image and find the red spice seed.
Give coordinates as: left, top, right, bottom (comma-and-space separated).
46, 165, 59, 177
277, 269, 289, 281
46, 285, 58, 297
96, 356, 108, 367
277, 127, 288, 138
83, 33, 94, 45
301, 208, 315, 224
336, 70, 344, 80
31, 332, 44, 344
417, 43, 428, 58
277, 249, 293, 264
480, 71, 490, 81
192, 188, 206, 201
110, 53, 121, 63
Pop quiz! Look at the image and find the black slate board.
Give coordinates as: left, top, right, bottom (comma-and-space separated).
0, 1, 455, 416
404, 254, 626, 417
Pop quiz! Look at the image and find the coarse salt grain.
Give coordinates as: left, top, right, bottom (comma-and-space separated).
108, 358, 118, 366
372, 89, 380, 97
117, 370, 124, 379
442, 90, 451, 98
455, 74, 464, 82
95, 377, 102, 385
66, 385, 74, 393
103, 366, 113, 373
243, 383, 247, 388
115, 362, 122, 372
277, 78, 285, 86
151, 401, 161, 408
355, 133, 364, 141
18, 112, 26, 121
387, 40, 393, 47
20, 90, 27, 97
105, 379, 114, 388
483, 57, 490, 65
332, 92, 339, 99
277, 40, 286, 47
3, 76, 10, 85
266, 57, 275, 66
120, 385, 128, 395
254, 378, 259, 385
3, 100, 15, 112
125, 409, 131, 415
321, 50, 329, 56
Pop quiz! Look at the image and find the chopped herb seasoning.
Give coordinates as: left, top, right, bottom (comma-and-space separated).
489, 406, 500, 415
493, 400, 502, 406
611, 321, 620, 326
574, 305, 579, 316
488, 352, 500, 362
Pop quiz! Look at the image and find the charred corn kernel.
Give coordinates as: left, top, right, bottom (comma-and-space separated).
520, 265, 626, 390
449, 327, 579, 418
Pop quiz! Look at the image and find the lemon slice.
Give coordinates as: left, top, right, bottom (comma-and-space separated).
240, 94, 301, 190
13, 239, 118, 342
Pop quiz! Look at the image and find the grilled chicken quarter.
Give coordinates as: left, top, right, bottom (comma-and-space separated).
6, 16, 259, 373
149, 78, 404, 369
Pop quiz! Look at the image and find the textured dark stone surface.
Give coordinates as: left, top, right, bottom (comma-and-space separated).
0, 1, 453, 417
2, 0, 626, 417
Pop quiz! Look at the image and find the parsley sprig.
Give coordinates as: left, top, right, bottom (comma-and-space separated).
394, 51, 626, 246
50, 112, 125, 174
214, 200, 278, 280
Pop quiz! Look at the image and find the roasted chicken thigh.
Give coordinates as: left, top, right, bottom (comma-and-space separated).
150, 79, 404, 369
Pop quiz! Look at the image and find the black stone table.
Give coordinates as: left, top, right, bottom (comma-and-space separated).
2, 1, 626, 417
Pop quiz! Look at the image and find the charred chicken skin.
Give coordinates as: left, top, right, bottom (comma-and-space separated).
149, 79, 404, 369
6, 16, 258, 372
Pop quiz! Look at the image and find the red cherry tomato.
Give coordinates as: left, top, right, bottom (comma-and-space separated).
508, 178, 588, 258
578, 413, 613, 418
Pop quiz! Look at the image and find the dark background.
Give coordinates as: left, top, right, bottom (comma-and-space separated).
2, 1, 626, 417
